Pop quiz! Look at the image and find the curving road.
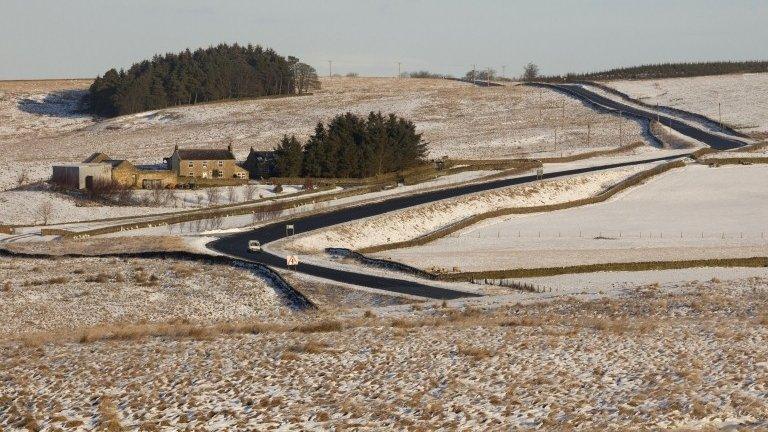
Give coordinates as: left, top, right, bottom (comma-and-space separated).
208, 154, 688, 299
209, 83, 749, 299
530, 83, 750, 150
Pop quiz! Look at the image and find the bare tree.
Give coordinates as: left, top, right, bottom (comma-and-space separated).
116, 187, 135, 205
37, 201, 54, 225
205, 187, 221, 206
522, 62, 540, 81
86, 180, 120, 202
227, 186, 238, 204
150, 185, 164, 206
244, 183, 257, 201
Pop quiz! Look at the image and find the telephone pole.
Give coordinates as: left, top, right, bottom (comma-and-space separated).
397, 62, 401, 78
502, 65, 506, 80
327, 60, 332, 77
718, 101, 722, 129
472, 64, 476, 84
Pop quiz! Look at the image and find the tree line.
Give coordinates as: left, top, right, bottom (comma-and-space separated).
88, 43, 319, 117
542, 61, 768, 82
273, 112, 428, 178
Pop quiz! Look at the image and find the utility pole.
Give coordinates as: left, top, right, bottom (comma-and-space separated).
327, 60, 332, 77
718, 101, 722, 129
397, 62, 401, 78
486, 67, 491, 86
472, 64, 476, 84
502, 65, 506, 80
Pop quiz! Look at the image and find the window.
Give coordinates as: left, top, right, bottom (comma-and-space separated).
202, 161, 208, 168
188, 161, 194, 168
188, 172, 194, 177
218, 160, 224, 167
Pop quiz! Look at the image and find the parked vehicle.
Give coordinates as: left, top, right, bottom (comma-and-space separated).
248, 240, 262, 253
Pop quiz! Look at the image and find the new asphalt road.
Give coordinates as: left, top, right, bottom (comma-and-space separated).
209, 83, 748, 299
533, 83, 750, 150
210, 155, 688, 299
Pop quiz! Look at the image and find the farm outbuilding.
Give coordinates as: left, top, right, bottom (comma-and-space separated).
51, 163, 113, 190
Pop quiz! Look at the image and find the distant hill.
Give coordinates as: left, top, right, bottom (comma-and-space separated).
544, 61, 768, 82
88, 43, 319, 117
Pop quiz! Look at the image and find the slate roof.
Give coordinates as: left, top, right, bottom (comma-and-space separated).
83, 152, 111, 163
176, 149, 236, 160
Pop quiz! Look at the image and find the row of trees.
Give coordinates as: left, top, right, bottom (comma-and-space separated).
88, 43, 319, 117
273, 112, 428, 178
544, 61, 768, 82
463, 63, 539, 82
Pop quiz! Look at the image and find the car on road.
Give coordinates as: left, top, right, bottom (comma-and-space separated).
247, 240, 261, 253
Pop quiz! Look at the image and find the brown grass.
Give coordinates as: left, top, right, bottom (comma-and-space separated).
286, 340, 331, 354
22, 276, 69, 286
295, 319, 343, 333
85, 273, 110, 283
1, 236, 188, 256
457, 345, 495, 360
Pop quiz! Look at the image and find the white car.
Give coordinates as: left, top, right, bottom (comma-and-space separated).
247, 240, 262, 253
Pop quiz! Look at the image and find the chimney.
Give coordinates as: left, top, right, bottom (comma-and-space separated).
174, 144, 178, 152
227, 142, 233, 153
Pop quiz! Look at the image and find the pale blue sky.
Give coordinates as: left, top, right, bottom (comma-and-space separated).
1, 0, 766, 80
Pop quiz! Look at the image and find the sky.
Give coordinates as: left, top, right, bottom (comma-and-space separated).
1, 0, 767, 80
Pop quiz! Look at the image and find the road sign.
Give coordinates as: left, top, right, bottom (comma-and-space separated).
286, 255, 299, 267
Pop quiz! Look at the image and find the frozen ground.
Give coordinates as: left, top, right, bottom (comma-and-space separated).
283, 165, 651, 253
607, 73, 768, 138
1, 277, 766, 429
0, 183, 301, 226
0, 77, 648, 189
379, 164, 768, 271
0, 256, 287, 335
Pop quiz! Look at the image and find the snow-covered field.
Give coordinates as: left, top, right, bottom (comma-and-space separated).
283, 165, 651, 253
607, 73, 768, 138
2, 276, 766, 429
0, 77, 648, 189
0, 256, 286, 335
378, 164, 768, 271
0, 183, 300, 226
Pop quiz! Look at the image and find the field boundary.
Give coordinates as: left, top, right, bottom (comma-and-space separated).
0, 248, 314, 310
325, 247, 438, 280
698, 157, 768, 166
357, 160, 685, 254
438, 257, 768, 281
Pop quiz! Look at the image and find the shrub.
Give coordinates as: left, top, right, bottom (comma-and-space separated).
85, 273, 110, 283
295, 319, 343, 333
2, 281, 11, 292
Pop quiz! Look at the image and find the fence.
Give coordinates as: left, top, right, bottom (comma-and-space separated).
358, 160, 686, 253
444, 229, 768, 241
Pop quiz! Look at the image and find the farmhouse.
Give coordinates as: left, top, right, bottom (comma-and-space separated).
52, 144, 249, 190
169, 143, 249, 180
